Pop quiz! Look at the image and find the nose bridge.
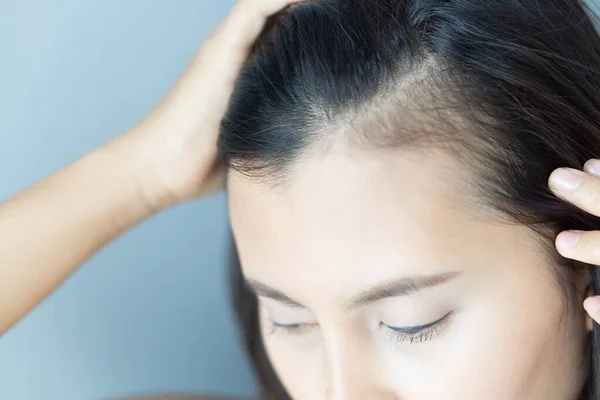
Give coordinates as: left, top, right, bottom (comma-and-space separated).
323, 328, 399, 400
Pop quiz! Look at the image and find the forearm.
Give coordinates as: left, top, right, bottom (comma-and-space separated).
0, 133, 154, 334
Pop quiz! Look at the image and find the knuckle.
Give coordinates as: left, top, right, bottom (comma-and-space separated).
580, 176, 600, 210
592, 234, 600, 260
578, 231, 600, 263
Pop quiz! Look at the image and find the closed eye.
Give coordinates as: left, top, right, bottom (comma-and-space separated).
385, 312, 450, 334
267, 320, 318, 335
272, 322, 305, 329
383, 311, 453, 344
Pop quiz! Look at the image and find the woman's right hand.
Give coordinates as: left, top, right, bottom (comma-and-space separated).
0, 0, 300, 335
123, 0, 302, 211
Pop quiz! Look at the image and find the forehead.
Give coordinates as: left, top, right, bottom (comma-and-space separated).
226, 143, 534, 302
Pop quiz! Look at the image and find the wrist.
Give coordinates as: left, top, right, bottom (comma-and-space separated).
100, 129, 174, 216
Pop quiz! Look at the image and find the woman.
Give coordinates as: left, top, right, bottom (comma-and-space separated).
2, 0, 600, 398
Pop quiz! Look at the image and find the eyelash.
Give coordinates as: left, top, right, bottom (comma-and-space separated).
266, 311, 453, 344
383, 311, 453, 345
267, 321, 316, 336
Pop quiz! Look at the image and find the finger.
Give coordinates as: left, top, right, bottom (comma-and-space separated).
555, 229, 600, 264
548, 165, 600, 217
211, 0, 304, 59
584, 296, 600, 324
583, 158, 600, 177
161, 0, 305, 126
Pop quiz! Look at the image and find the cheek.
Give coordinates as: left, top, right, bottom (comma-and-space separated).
394, 275, 586, 400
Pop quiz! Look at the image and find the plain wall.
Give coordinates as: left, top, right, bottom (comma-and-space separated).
0, 1, 257, 399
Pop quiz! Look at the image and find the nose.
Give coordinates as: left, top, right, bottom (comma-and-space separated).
328, 386, 400, 400
324, 336, 400, 400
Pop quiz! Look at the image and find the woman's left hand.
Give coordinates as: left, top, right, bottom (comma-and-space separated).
549, 158, 600, 322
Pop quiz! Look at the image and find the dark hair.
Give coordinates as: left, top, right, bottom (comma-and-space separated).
217, 0, 600, 398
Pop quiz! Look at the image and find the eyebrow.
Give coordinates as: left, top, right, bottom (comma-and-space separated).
245, 271, 462, 312
246, 279, 305, 308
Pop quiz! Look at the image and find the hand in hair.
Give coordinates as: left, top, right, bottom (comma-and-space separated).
549, 160, 600, 323
128, 0, 304, 211
0, 0, 301, 336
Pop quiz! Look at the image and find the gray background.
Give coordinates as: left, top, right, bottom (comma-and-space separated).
0, 1, 256, 399
2, 1, 600, 400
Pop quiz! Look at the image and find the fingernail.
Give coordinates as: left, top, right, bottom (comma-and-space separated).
557, 230, 582, 249
584, 297, 600, 315
585, 159, 600, 177
550, 168, 583, 191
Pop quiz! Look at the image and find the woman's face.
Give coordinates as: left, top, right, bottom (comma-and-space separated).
227, 143, 590, 400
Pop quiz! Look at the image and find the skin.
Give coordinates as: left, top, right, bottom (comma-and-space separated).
228, 144, 591, 399
1, 0, 600, 398
0, 0, 301, 335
